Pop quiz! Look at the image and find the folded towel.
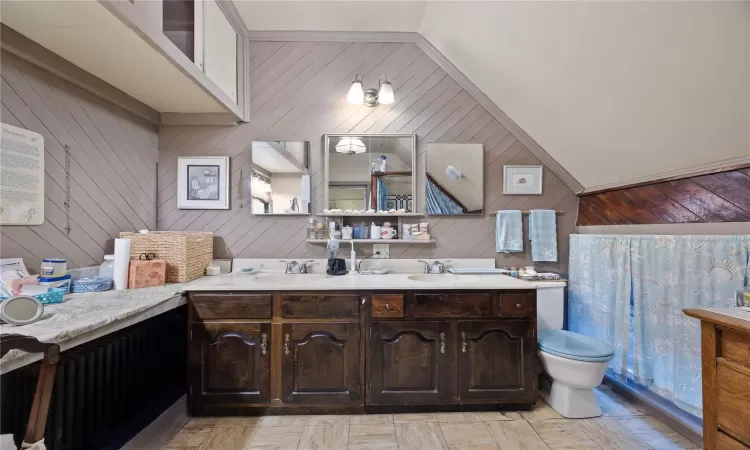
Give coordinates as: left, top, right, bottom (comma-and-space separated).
496, 210, 523, 253
529, 210, 557, 261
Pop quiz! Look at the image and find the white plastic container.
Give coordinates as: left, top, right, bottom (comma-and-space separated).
40, 258, 67, 278
99, 255, 115, 279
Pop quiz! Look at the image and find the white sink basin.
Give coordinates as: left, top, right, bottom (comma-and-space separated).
407, 274, 481, 283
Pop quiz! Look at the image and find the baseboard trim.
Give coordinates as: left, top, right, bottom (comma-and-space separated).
121, 395, 188, 450
603, 375, 703, 447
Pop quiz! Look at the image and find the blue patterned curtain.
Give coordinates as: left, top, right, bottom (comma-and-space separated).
631, 236, 750, 416
426, 179, 464, 215
568, 235, 632, 377
376, 177, 388, 211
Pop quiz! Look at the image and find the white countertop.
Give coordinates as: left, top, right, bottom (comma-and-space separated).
184, 271, 562, 291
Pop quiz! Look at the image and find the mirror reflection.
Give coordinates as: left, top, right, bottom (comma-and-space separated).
325, 134, 415, 212
425, 143, 484, 215
251, 141, 311, 215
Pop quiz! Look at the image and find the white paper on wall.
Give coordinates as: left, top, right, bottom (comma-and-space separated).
0, 123, 44, 225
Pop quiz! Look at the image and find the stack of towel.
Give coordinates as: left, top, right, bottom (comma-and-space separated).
495, 210, 557, 261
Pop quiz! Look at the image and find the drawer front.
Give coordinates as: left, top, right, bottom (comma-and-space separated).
500, 294, 535, 317
721, 331, 750, 372
414, 293, 491, 318
372, 294, 404, 318
717, 360, 750, 446
717, 432, 749, 450
190, 293, 272, 320
281, 293, 359, 319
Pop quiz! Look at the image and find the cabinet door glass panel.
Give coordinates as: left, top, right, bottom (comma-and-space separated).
282, 323, 360, 404
369, 321, 453, 405
457, 320, 535, 402
190, 322, 270, 405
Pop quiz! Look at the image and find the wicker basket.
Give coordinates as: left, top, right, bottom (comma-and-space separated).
119, 231, 213, 283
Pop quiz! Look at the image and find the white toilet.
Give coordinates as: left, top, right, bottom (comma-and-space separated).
536, 285, 615, 418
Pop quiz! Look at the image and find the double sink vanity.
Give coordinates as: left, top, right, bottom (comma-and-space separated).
184, 259, 560, 416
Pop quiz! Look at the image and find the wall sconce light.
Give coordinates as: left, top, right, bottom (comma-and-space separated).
347, 74, 394, 107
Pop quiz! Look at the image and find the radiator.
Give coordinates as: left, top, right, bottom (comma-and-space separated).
1, 306, 186, 450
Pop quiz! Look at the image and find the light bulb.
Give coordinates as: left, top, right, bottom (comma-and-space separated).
347, 75, 364, 104
378, 80, 394, 105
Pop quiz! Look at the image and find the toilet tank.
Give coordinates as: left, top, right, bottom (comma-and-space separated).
536, 285, 565, 330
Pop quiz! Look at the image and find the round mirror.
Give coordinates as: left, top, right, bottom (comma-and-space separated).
0, 295, 44, 326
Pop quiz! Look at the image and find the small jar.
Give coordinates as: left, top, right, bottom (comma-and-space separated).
509, 267, 519, 278
41, 258, 67, 278
99, 255, 115, 279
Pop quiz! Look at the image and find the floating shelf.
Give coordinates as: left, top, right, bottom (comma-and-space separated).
306, 239, 435, 244
317, 212, 424, 217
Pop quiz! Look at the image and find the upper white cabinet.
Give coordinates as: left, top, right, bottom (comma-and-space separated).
201, 0, 237, 103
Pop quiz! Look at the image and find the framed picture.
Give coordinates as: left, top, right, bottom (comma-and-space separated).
503, 165, 543, 195
177, 156, 230, 209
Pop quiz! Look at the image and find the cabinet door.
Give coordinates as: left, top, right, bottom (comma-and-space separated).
281, 323, 361, 405
189, 322, 270, 407
457, 321, 535, 402
203, 0, 237, 102
369, 321, 454, 405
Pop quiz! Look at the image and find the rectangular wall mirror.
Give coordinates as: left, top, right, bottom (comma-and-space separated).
250, 141, 311, 215
324, 134, 416, 213
425, 143, 484, 215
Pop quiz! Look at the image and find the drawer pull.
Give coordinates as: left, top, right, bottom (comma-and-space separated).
516, 303, 523, 309
260, 333, 267, 356
385, 304, 391, 312
440, 332, 446, 354
362, 297, 366, 305
284, 333, 290, 355
461, 332, 467, 353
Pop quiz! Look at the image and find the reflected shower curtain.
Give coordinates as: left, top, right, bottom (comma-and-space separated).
568, 235, 632, 377
426, 179, 464, 215
631, 235, 750, 416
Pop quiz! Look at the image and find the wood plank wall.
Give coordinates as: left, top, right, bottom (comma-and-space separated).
0, 51, 159, 270
578, 167, 750, 225
159, 41, 577, 271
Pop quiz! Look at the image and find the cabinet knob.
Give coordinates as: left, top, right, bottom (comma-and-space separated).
516, 303, 523, 309
385, 304, 391, 312
284, 333, 290, 356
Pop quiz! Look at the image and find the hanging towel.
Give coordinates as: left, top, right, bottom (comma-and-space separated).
300, 175, 311, 212
529, 209, 557, 261
496, 210, 523, 253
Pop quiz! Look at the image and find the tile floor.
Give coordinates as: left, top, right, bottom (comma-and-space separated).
162, 386, 699, 450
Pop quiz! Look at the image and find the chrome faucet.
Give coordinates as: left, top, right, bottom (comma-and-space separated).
281, 260, 298, 274
417, 260, 449, 274
280, 260, 314, 274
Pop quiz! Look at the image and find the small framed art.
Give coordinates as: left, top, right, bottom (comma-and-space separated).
177, 156, 230, 209
503, 165, 543, 195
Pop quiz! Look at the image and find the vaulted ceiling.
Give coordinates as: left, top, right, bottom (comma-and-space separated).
236, 0, 750, 191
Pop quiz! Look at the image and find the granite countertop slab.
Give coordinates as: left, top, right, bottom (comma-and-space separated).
0, 284, 185, 374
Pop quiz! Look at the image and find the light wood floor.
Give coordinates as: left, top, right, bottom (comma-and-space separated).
162, 386, 700, 450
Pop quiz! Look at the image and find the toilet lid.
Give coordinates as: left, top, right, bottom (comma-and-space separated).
537, 330, 615, 362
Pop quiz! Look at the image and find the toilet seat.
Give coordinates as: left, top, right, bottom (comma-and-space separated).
537, 330, 614, 362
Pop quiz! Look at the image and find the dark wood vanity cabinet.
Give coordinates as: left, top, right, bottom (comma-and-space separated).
188, 321, 270, 408
367, 292, 537, 407
369, 321, 454, 404
187, 289, 536, 414
281, 322, 361, 405
457, 320, 536, 402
